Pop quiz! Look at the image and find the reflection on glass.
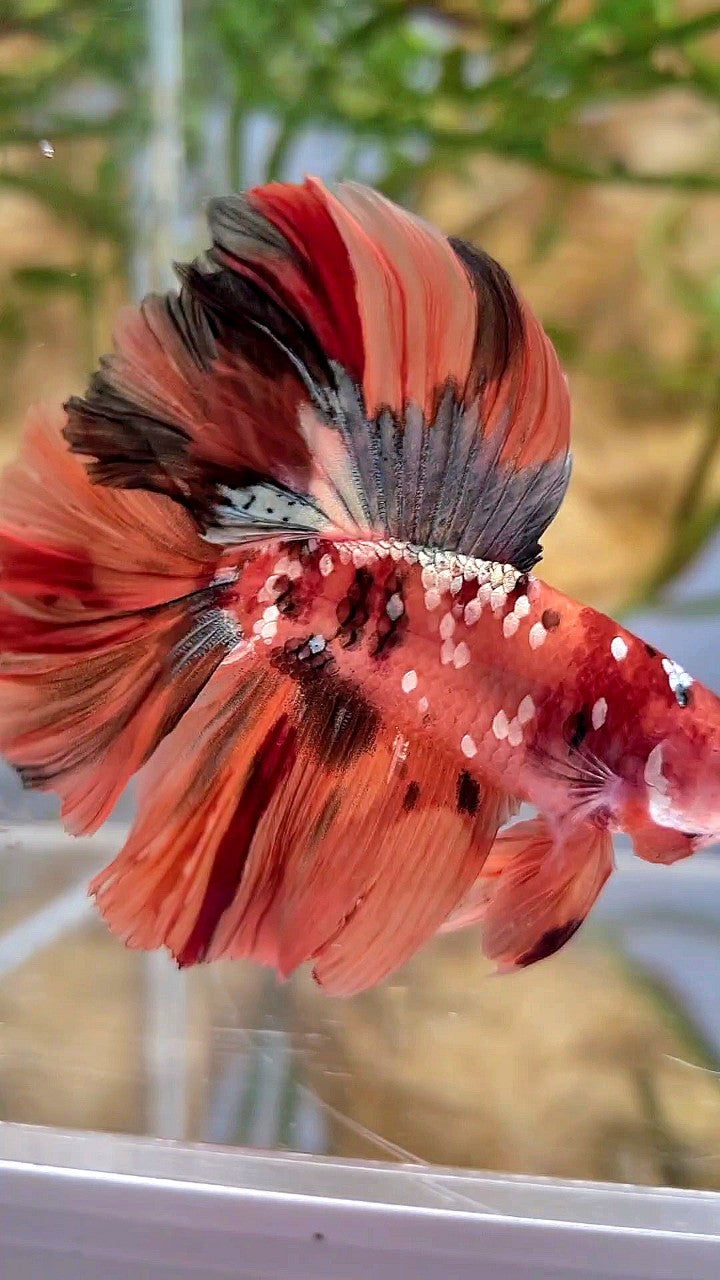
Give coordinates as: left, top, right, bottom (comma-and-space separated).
2, 820, 720, 1190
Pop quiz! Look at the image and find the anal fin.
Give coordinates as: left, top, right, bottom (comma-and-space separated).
91, 658, 518, 995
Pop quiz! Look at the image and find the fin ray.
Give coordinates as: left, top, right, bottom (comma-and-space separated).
443, 816, 614, 971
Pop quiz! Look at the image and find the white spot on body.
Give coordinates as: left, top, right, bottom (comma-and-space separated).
451, 575, 463, 596
425, 589, 441, 611
386, 593, 404, 621
490, 586, 506, 613
461, 734, 477, 759
517, 694, 535, 725
318, 553, 334, 577
507, 718, 523, 748
401, 669, 418, 694
503, 613, 519, 639
514, 594, 530, 618
492, 710, 509, 741
421, 565, 438, 590
591, 697, 608, 729
439, 612, 455, 640
464, 599, 483, 626
418, 696, 429, 714
477, 583, 492, 606
308, 634, 326, 654
648, 790, 674, 824
662, 656, 694, 700
611, 636, 628, 662
262, 605, 279, 622
529, 622, 547, 650
389, 733, 410, 776
453, 641, 471, 669
440, 638, 456, 665
644, 743, 668, 794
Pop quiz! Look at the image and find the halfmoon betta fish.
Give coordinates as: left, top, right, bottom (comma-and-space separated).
0, 179, 717, 995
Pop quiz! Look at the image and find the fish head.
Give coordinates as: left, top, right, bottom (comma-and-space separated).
628, 679, 720, 864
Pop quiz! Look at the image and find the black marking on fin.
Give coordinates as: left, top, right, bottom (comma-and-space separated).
176, 714, 297, 966
516, 918, 583, 967
456, 770, 481, 816
403, 781, 420, 811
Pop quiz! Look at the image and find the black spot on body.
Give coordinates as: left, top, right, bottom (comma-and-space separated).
516, 918, 584, 968
645, 643, 658, 657
271, 638, 380, 769
272, 574, 300, 617
542, 608, 561, 631
303, 674, 380, 770
369, 574, 409, 659
456, 770, 481, 816
338, 627, 362, 650
335, 567, 373, 645
675, 684, 692, 708
563, 706, 590, 750
403, 781, 421, 811
273, 634, 333, 676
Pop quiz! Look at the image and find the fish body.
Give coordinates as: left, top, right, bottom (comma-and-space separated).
236, 536, 717, 850
0, 177, 718, 994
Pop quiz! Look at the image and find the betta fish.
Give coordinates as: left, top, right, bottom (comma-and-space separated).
0, 178, 717, 996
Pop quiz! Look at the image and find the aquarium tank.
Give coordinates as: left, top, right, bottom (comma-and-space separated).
3, 4, 720, 1278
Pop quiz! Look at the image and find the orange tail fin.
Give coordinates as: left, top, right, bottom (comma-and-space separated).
0, 406, 239, 833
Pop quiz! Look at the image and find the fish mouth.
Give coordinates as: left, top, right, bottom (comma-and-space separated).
692, 831, 720, 851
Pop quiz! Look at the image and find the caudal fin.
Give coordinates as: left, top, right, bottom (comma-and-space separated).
0, 405, 240, 833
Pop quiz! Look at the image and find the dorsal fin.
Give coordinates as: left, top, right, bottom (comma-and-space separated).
64, 177, 571, 571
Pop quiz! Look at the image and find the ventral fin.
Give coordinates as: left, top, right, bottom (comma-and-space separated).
443, 816, 614, 972
632, 825, 698, 865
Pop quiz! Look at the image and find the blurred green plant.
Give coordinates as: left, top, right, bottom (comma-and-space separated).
3, 0, 720, 603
